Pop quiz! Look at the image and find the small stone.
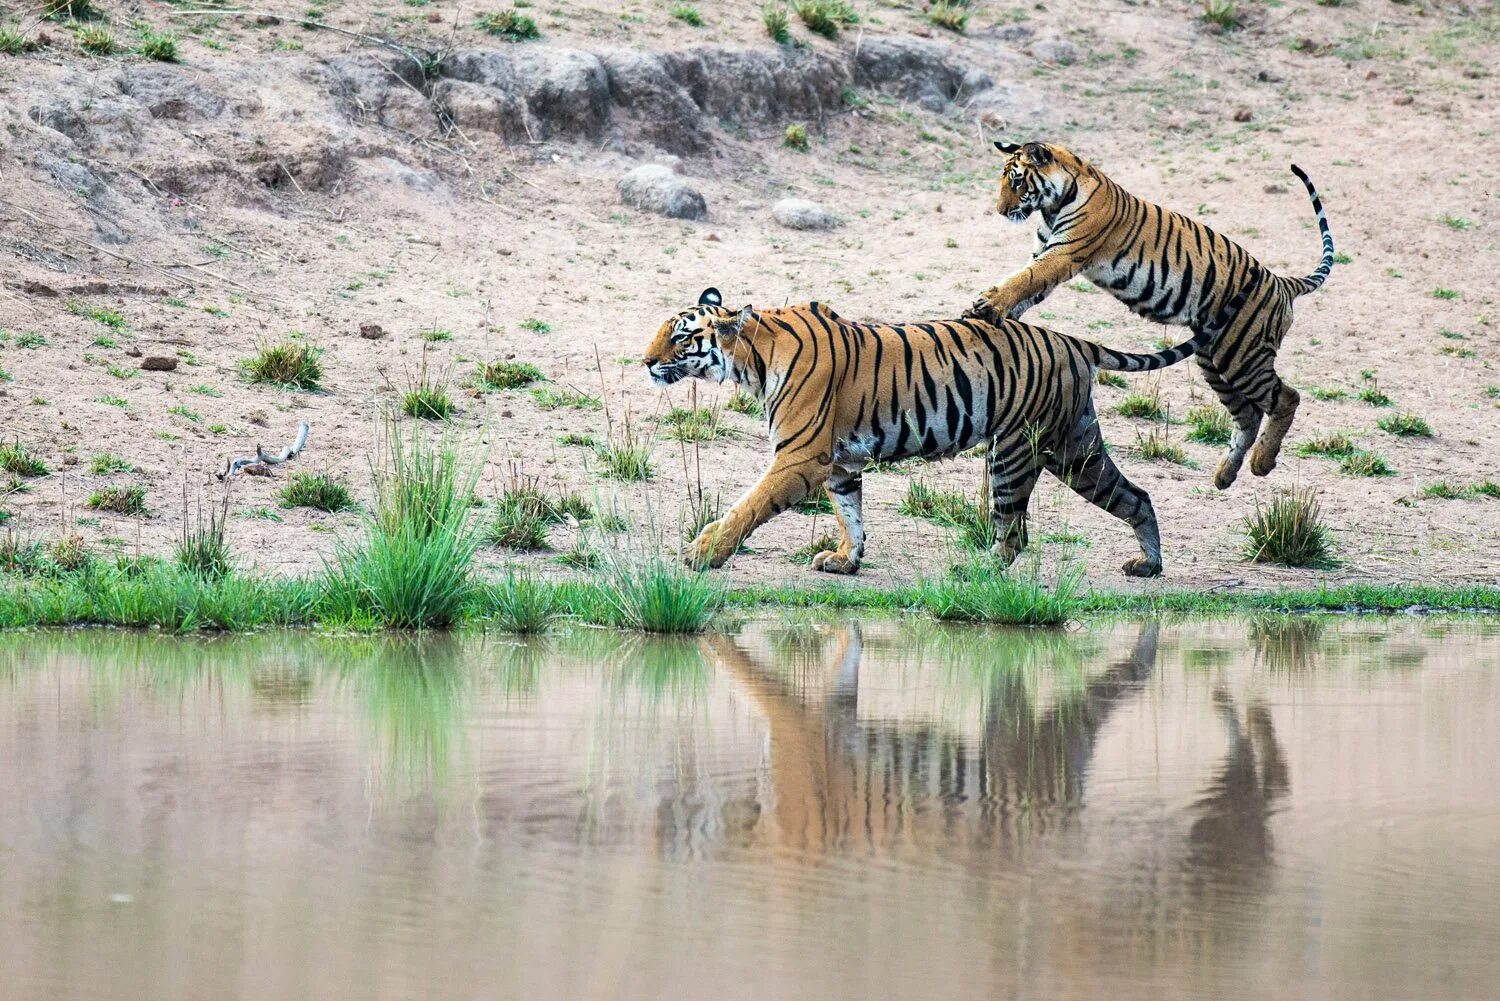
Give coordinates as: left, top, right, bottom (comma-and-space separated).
500, 409, 513, 418
359, 323, 386, 340
1393, 95, 1414, 106
1365, 70, 1378, 81
1233, 107, 1253, 122
125, 345, 142, 357
1263, 184, 1288, 194
141, 355, 177, 372
772, 198, 841, 231
705, 233, 721, 242
243, 463, 272, 477
63, 454, 78, 466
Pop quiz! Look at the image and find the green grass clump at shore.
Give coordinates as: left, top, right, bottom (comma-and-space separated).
324, 422, 481, 629
912, 559, 1081, 626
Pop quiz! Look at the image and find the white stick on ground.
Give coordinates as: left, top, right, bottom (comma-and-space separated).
218, 422, 311, 480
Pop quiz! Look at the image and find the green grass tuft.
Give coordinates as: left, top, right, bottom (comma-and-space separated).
662, 405, 734, 442
1422, 480, 1465, 500
89, 453, 133, 474
475, 8, 539, 40
1185, 403, 1232, 446
793, 0, 857, 38
1358, 385, 1393, 407
1200, 0, 1241, 30
530, 385, 601, 410
927, 0, 970, 32
1242, 487, 1337, 568
476, 359, 544, 390
596, 418, 654, 481
784, 122, 809, 150
762, 2, 790, 42
1115, 384, 1168, 420
177, 493, 233, 580
138, 29, 178, 61
726, 390, 763, 416
1135, 428, 1194, 466
1296, 433, 1357, 459
1339, 450, 1394, 477
914, 558, 1082, 626
76, 25, 116, 55
0, 443, 47, 478
484, 571, 559, 633
281, 471, 356, 512
1377, 412, 1433, 438
1310, 386, 1349, 401
592, 554, 725, 633
670, 3, 703, 26
244, 338, 323, 389
87, 485, 147, 515
1095, 371, 1128, 390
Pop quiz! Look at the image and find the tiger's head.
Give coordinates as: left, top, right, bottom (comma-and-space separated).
643, 287, 754, 387
992, 141, 1076, 223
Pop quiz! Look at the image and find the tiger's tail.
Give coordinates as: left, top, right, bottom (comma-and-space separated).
1288, 164, 1334, 297
1090, 282, 1256, 373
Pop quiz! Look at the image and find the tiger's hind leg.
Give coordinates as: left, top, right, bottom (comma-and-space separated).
810, 466, 865, 575
985, 432, 1044, 568
1047, 415, 1164, 577
1197, 354, 1263, 491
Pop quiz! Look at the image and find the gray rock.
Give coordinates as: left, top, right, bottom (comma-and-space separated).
34, 151, 103, 199
329, 57, 434, 134
772, 198, 840, 231
855, 38, 966, 109
440, 48, 610, 141
659, 46, 850, 123
618, 164, 706, 220
1029, 37, 1079, 66
600, 50, 706, 153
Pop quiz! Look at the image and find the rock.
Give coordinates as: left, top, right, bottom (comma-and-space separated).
661, 46, 850, 124
618, 164, 706, 220
599, 50, 707, 153
359, 323, 387, 340
63, 454, 78, 466
772, 198, 840, 231
1393, 95, 1414, 106
141, 355, 178, 372
440, 48, 610, 141
1263, 184, 1288, 194
34, 151, 104, 199
1233, 107, 1253, 122
1029, 37, 1078, 66
968, 80, 1054, 129
979, 24, 1033, 43
855, 38, 965, 110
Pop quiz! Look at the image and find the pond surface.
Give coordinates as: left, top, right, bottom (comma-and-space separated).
2, 618, 1499, 1000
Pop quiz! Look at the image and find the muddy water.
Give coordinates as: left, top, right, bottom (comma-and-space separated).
2, 619, 1499, 1001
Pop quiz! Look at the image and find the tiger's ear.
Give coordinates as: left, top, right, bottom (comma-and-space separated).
715, 304, 753, 342
1022, 142, 1053, 166
698, 287, 722, 307
994, 141, 1021, 155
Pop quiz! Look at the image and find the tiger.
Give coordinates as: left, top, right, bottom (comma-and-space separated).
966, 141, 1335, 490
643, 286, 1229, 577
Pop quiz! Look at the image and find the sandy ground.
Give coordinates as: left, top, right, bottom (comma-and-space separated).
0, 0, 1497, 594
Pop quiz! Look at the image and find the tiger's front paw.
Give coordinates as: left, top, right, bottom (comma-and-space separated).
963, 289, 1004, 322
810, 549, 860, 575
685, 521, 734, 570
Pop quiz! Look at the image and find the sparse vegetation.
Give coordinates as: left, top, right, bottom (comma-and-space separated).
531, 385, 601, 410
519, 317, 552, 333
484, 571, 559, 633
476, 360, 544, 390
1377, 412, 1433, 438
914, 558, 1082, 626
76, 25, 117, 55
1340, 450, 1394, 477
593, 554, 725, 634
475, 8, 539, 40
0, 443, 47, 478
138, 29, 178, 61
1296, 433, 1357, 459
1439, 214, 1473, 232
244, 338, 324, 390
762, 2, 790, 42
87, 485, 147, 515
1310, 386, 1349, 401
1242, 488, 1336, 569
402, 357, 455, 421
15, 332, 47, 349
176, 492, 233, 580
0, 28, 36, 54
1358, 384, 1393, 407
596, 412, 654, 481
670, 3, 703, 27
1432, 288, 1460, 300
419, 327, 453, 342
89, 453, 133, 475
1185, 403, 1232, 445
726, 390, 763, 416
927, 0, 970, 32
1096, 372, 1128, 389
662, 405, 734, 443
281, 471, 356, 512
1200, 0, 1241, 31
784, 122, 809, 150
43, 0, 96, 19
789, 534, 841, 565
1115, 383, 1168, 420
1422, 481, 1465, 500
793, 0, 858, 38
1135, 428, 1193, 466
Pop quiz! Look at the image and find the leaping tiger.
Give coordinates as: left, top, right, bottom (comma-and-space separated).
967, 141, 1334, 490
643, 287, 1238, 577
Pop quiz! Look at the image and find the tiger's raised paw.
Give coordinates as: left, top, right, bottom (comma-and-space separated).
1249, 444, 1280, 478
1122, 557, 1163, 578
810, 550, 860, 575
963, 294, 1002, 322
685, 521, 734, 570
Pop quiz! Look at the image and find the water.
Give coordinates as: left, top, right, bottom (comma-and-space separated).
2, 618, 1499, 1001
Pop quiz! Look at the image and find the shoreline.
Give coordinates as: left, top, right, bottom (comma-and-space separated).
2, 565, 1496, 635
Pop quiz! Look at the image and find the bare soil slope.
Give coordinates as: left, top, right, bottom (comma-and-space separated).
1, 0, 1497, 592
